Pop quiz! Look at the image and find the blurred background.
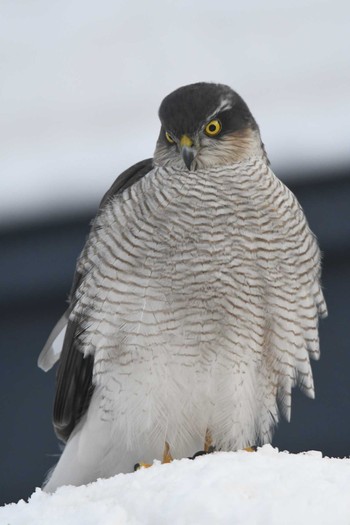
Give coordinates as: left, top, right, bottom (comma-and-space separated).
1, 0, 349, 506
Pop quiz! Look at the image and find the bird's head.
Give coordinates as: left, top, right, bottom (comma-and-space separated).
154, 82, 267, 171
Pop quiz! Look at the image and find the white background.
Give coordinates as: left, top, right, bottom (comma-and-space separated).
1, 0, 350, 225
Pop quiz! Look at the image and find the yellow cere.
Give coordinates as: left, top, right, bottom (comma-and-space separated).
180, 135, 193, 148
204, 119, 222, 137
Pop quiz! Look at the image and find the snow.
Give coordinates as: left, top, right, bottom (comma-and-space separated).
1, 446, 350, 524
1, 0, 350, 227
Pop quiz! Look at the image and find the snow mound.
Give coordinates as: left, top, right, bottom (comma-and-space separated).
1, 446, 350, 525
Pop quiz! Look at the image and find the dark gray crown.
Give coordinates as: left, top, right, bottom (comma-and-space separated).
158, 82, 257, 137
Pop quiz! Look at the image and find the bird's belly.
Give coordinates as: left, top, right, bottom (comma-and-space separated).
92, 229, 264, 455
72, 163, 323, 462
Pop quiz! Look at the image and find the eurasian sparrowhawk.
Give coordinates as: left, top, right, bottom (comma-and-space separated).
39, 82, 327, 491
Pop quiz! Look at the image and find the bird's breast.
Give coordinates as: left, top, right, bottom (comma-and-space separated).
76, 160, 302, 358
72, 159, 323, 451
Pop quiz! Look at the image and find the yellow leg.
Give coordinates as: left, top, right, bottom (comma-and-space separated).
204, 429, 213, 453
135, 441, 173, 471
162, 441, 173, 464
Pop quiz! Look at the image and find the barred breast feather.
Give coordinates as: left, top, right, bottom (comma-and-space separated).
71, 157, 326, 455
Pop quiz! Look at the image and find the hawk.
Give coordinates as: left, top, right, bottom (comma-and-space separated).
39, 82, 327, 492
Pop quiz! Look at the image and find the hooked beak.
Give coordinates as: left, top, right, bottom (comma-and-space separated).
180, 135, 195, 170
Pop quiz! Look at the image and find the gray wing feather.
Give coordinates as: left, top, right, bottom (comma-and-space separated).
40, 158, 153, 442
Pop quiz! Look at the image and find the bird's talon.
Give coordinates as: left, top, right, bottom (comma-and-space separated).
189, 446, 216, 460
134, 462, 152, 471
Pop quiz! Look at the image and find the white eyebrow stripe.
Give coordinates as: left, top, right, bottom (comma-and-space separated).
206, 97, 232, 121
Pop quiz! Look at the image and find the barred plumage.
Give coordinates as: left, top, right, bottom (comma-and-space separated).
40, 82, 326, 491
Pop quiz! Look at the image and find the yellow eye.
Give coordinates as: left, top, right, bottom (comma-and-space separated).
165, 131, 175, 144
204, 119, 222, 137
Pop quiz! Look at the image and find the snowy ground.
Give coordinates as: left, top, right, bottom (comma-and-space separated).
1, 446, 350, 525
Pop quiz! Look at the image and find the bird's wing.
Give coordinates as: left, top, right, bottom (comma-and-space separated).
38, 311, 70, 372
38, 158, 154, 442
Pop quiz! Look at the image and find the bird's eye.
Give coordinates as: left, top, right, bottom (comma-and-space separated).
165, 131, 175, 144
204, 119, 222, 137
